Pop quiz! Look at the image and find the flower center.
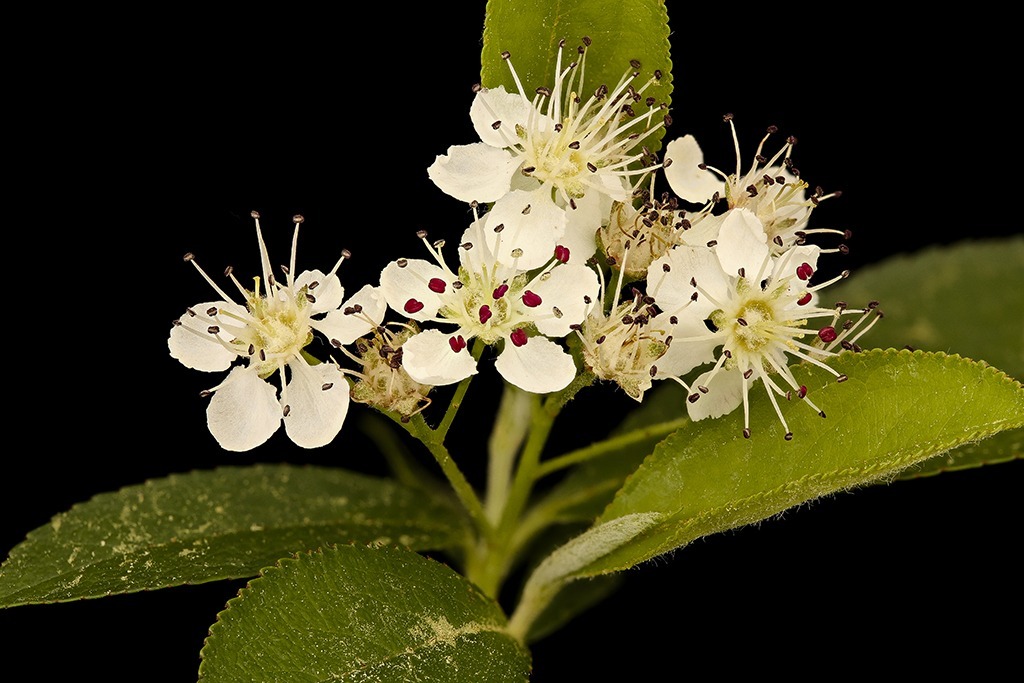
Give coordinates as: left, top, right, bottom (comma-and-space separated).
242, 281, 314, 373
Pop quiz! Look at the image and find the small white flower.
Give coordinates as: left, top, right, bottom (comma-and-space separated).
428, 39, 669, 270
169, 212, 384, 451
663, 114, 846, 253
380, 219, 598, 394
575, 276, 668, 402
647, 209, 880, 438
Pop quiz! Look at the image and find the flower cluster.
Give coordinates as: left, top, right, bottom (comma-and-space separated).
169, 46, 876, 450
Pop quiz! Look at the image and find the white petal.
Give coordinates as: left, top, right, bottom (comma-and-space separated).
495, 335, 577, 394
686, 367, 744, 422
168, 301, 244, 372
664, 135, 725, 203
469, 86, 536, 148
530, 264, 599, 337
294, 269, 343, 314
313, 284, 388, 346
648, 247, 727, 316
427, 143, 518, 203
557, 190, 608, 264
380, 260, 449, 322
655, 319, 718, 377
774, 244, 822, 284
716, 208, 769, 277
402, 329, 478, 386
207, 366, 282, 452
483, 189, 566, 271
283, 360, 350, 449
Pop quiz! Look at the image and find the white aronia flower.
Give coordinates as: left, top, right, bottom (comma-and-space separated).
168, 212, 386, 451
663, 114, 848, 254
598, 180, 724, 280
428, 37, 669, 270
647, 208, 880, 439
574, 264, 668, 402
379, 219, 599, 394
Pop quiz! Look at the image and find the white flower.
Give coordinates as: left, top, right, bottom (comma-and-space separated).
379, 219, 598, 394
168, 212, 385, 451
663, 114, 846, 253
428, 39, 669, 270
575, 273, 668, 402
647, 209, 880, 438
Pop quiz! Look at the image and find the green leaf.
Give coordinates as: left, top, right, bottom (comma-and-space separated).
898, 426, 1022, 479
576, 350, 1024, 576
831, 237, 1024, 473
198, 545, 531, 682
0, 465, 470, 607
830, 238, 1024, 378
481, 0, 673, 153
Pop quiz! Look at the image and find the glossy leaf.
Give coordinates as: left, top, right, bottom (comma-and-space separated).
830, 237, 1023, 377
198, 545, 531, 682
832, 237, 1024, 473
0, 465, 470, 607
481, 0, 673, 153
574, 350, 1024, 576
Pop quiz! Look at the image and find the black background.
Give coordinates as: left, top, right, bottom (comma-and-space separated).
4, 3, 1020, 680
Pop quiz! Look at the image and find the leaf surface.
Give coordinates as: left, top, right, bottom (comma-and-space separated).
481, 0, 673, 153
198, 545, 531, 682
576, 350, 1024, 576
0, 465, 469, 607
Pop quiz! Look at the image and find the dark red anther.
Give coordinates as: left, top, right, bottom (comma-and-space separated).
554, 245, 570, 263
404, 299, 425, 314
818, 326, 838, 342
449, 335, 467, 353
796, 262, 814, 281
510, 328, 528, 347
479, 305, 493, 324
492, 284, 509, 299
428, 278, 446, 293
798, 385, 808, 399
797, 292, 813, 306
522, 290, 542, 307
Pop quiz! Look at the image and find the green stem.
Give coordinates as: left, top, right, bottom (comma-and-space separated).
469, 372, 595, 594
435, 339, 484, 440
399, 414, 495, 542
533, 416, 689, 479
484, 383, 533, 524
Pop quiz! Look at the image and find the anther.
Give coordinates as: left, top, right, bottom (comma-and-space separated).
743, 369, 754, 379
743, 428, 751, 438
522, 290, 542, 307
404, 299, 424, 314
587, 162, 598, 173
536, 86, 551, 97
428, 278, 446, 293
493, 284, 509, 299
259, 349, 266, 361
416, 229, 428, 239
183, 252, 195, 262
596, 335, 606, 344
836, 374, 848, 383
283, 405, 291, 417
511, 248, 524, 258
321, 383, 333, 391
479, 305, 493, 324
292, 214, 304, 224
207, 325, 220, 334
737, 318, 748, 326
250, 211, 260, 219
397, 258, 408, 268
493, 223, 505, 233
784, 432, 794, 441
224, 266, 233, 276
501, 50, 511, 59
818, 327, 838, 342
706, 240, 717, 248
698, 385, 709, 394
206, 306, 218, 316
688, 393, 700, 403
